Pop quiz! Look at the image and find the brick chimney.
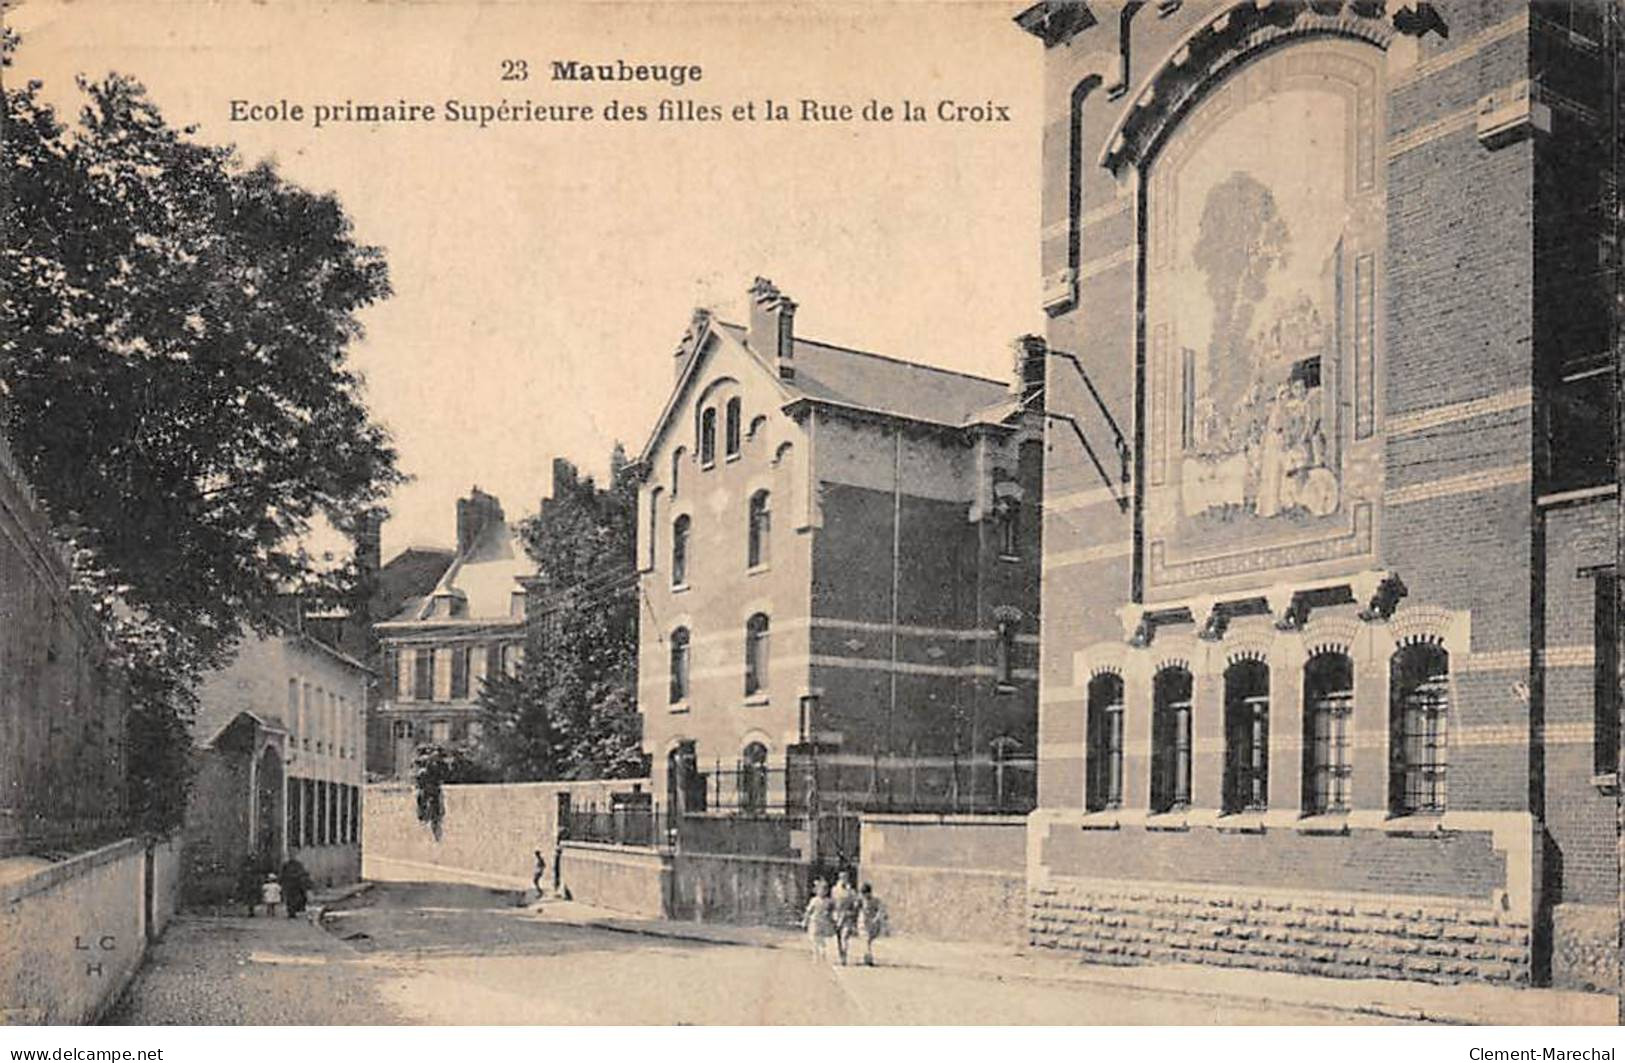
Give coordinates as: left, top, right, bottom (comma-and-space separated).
354, 507, 384, 581
748, 277, 797, 380
456, 487, 505, 556
1010, 334, 1048, 412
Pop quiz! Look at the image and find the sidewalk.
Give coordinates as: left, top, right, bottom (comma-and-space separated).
530, 897, 1616, 1026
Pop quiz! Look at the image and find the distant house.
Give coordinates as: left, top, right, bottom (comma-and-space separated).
370, 489, 532, 777
183, 625, 369, 901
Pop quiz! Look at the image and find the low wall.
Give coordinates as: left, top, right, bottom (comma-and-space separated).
1029, 810, 1537, 986
364, 778, 645, 886
558, 842, 668, 918
859, 814, 1027, 944
0, 835, 181, 1025
1552, 903, 1617, 992
670, 850, 804, 926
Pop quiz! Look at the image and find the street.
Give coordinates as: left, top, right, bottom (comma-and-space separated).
108, 880, 1399, 1025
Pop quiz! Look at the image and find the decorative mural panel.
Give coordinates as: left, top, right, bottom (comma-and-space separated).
1143, 41, 1384, 600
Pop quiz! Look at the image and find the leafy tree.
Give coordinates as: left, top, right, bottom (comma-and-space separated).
2, 51, 402, 829
478, 448, 646, 781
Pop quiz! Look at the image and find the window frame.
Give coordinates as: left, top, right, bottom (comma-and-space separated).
1302, 652, 1354, 815
725, 397, 742, 459
744, 613, 770, 696
669, 627, 692, 704
700, 407, 717, 467
747, 490, 771, 569
1389, 642, 1450, 816
1085, 672, 1125, 812
672, 514, 691, 587
1150, 667, 1193, 813
1222, 659, 1270, 814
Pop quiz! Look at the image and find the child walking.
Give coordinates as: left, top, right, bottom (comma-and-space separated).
260, 873, 282, 918
856, 883, 887, 966
801, 878, 835, 963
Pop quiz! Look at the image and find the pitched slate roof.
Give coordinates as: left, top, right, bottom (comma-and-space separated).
713, 322, 1009, 427
385, 519, 530, 624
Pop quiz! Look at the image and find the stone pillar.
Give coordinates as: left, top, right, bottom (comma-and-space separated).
1122, 649, 1154, 810
1268, 635, 1307, 814
1191, 665, 1224, 812
1351, 624, 1393, 812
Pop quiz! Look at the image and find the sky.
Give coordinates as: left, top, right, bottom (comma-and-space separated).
9, 0, 1045, 561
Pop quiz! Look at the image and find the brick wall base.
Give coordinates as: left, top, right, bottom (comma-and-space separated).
1030, 876, 1530, 986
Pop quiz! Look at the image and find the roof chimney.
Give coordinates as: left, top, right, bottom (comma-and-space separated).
456, 487, 505, 556
1010, 334, 1048, 412
748, 277, 797, 380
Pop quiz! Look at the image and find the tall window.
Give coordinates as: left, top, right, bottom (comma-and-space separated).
998, 505, 1020, 558
288, 779, 303, 848
725, 397, 742, 458
670, 627, 691, 703
672, 515, 691, 586
671, 447, 685, 498
485, 644, 502, 684
745, 613, 770, 695
1595, 572, 1620, 776
748, 490, 771, 568
1303, 652, 1354, 814
647, 487, 663, 570
1223, 660, 1270, 813
1150, 667, 1193, 813
700, 407, 717, 466
1390, 642, 1449, 814
740, 741, 768, 814
995, 620, 1016, 686
449, 646, 469, 699
1085, 673, 1125, 812
413, 649, 434, 701
303, 778, 316, 843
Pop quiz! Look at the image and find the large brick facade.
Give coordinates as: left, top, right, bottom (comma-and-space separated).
1021, 0, 1617, 989
634, 280, 1045, 819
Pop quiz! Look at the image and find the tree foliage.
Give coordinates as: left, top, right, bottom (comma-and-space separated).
2, 55, 402, 828
478, 448, 646, 781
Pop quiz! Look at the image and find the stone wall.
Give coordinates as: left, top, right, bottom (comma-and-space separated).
860, 814, 1027, 945
668, 850, 804, 926
1030, 875, 1531, 985
557, 842, 668, 918
1551, 903, 1618, 993
0, 836, 180, 1025
363, 778, 644, 886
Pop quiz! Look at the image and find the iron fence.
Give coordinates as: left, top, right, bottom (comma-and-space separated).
559, 804, 674, 848
696, 754, 1036, 817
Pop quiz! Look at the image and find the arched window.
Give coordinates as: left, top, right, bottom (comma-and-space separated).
725, 397, 742, 458
995, 620, 1017, 686
671, 447, 685, 498
1151, 667, 1192, 813
1223, 659, 1270, 813
1303, 651, 1354, 814
669, 627, 691, 703
671, 514, 690, 587
1390, 642, 1449, 814
700, 407, 717, 467
1085, 673, 1125, 812
748, 490, 771, 568
744, 613, 770, 695
740, 741, 768, 814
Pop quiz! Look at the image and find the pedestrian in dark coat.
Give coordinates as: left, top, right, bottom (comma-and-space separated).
279, 854, 312, 918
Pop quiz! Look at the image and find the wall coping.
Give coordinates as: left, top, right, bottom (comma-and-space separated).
1, 836, 145, 905
860, 813, 1029, 827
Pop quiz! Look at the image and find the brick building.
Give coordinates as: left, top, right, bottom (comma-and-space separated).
184, 625, 369, 899
633, 279, 1046, 821
1019, 1, 1618, 989
371, 489, 531, 777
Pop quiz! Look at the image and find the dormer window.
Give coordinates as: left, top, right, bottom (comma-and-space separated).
725, 398, 742, 459
700, 408, 717, 467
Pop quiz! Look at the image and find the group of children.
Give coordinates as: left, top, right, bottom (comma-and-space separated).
802, 871, 886, 966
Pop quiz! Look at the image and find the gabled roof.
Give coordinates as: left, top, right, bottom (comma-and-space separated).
386, 518, 531, 624
638, 305, 1014, 464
